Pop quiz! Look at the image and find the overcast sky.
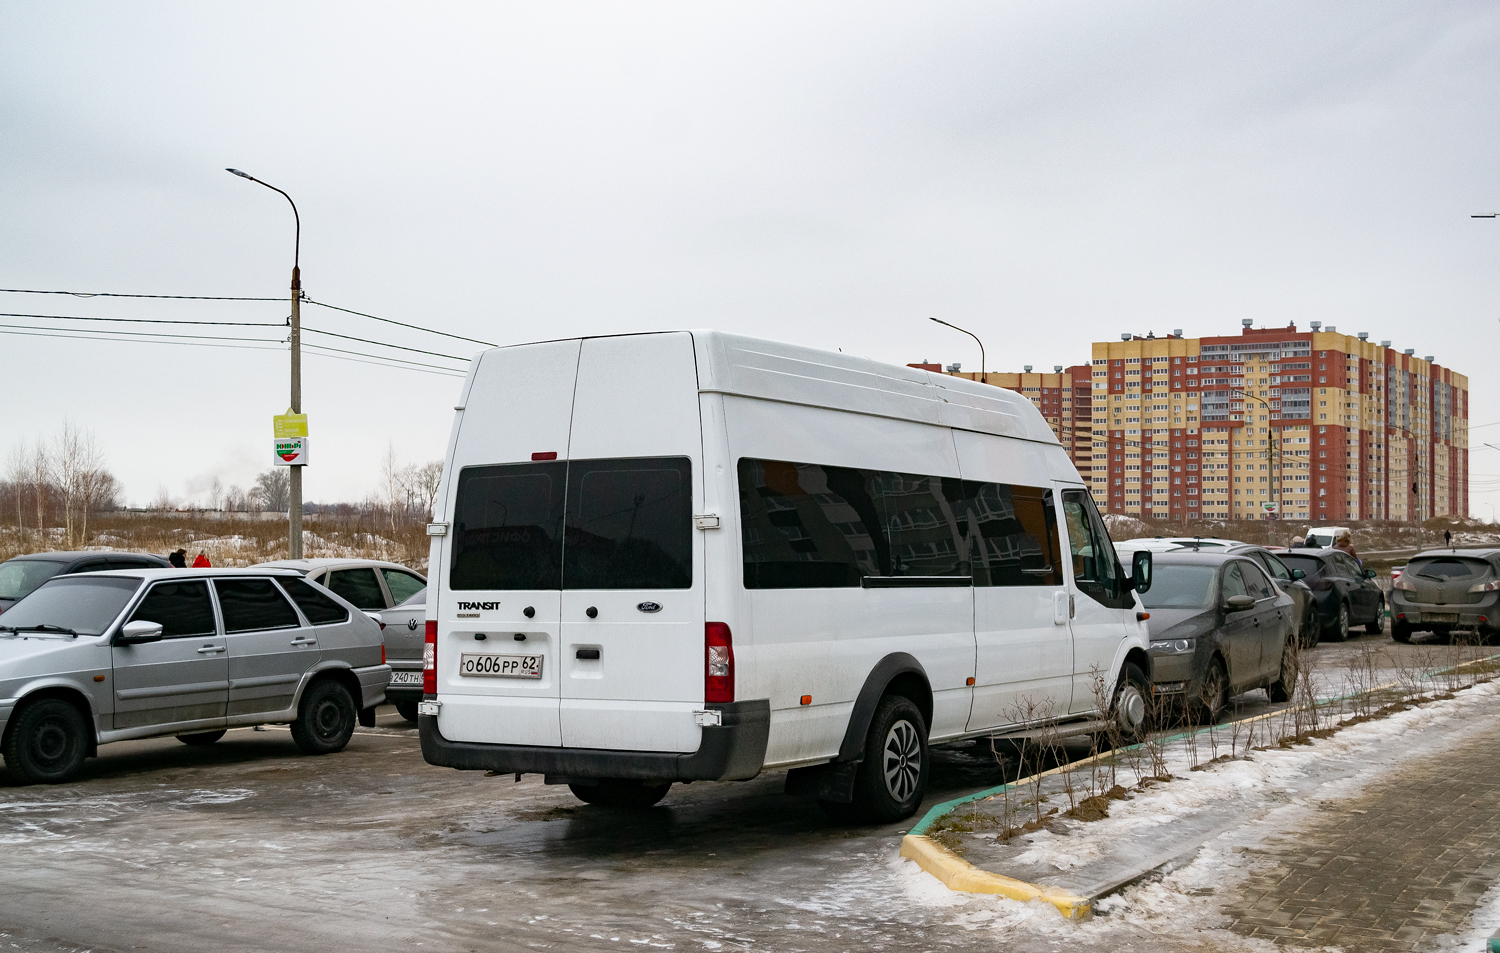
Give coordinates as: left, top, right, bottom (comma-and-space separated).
2, 2, 1498, 515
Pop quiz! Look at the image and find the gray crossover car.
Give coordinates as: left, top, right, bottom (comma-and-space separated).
376, 587, 426, 721
0, 568, 390, 784
1143, 552, 1298, 723
1390, 548, 1500, 643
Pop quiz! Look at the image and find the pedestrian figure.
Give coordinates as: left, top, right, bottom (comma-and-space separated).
1445, 529, 1453, 549
167, 548, 187, 568
1333, 531, 1359, 564
192, 552, 212, 568
1289, 535, 1305, 548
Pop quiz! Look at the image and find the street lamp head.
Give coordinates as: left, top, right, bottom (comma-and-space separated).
226, 168, 255, 180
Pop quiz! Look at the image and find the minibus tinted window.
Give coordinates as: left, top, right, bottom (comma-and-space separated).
450, 462, 566, 590
964, 483, 1062, 587
875, 473, 967, 578
563, 457, 692, 589
738, 459, 883, 588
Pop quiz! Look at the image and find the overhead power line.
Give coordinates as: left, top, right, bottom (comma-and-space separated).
0, 288, 282, 301
0, 311, 284, 328
0, 321, 279, 344
302, 298, 496, 347
301, 343, 468, 376
302, 325, 470, 362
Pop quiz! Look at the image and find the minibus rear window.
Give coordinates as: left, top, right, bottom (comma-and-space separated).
450, 462, 566, 590
563, 457, 693, 590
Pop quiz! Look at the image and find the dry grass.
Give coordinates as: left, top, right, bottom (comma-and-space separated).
0, 511, 431, 571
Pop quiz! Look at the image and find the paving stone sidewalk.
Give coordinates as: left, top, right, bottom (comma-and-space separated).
1224, 720, 1500, 950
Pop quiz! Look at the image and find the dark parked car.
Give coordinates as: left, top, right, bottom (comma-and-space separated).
1389, 549, 1500, 643
1143, 552, 1298, 723
1276, 549, 1384, 642
0, 551, 169, 614
1223, 544, 1320, 647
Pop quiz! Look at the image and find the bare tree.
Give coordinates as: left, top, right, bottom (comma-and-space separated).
414, 461, 443, 519
53, 422, 109, 546
29, 440, 51, 537
6, 440, 28, 533
381, 443, 403, 535
209, 476, 224, 512
253, 469, 291, 512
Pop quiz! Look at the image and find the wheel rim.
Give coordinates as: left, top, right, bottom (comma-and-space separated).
1339, 604, 1349, 637
1118, 684, 1147, 733
312, 698, 346, 741
31, 716, 72, 766
882, 719, 922, 803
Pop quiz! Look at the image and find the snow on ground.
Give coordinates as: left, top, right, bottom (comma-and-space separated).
897, 681, 1500, 951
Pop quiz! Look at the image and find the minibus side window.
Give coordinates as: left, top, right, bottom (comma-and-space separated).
965, 483, 1062, 587
1061, 489, 1132, 608
450, 462, 566, 590
874, 472, 969, 578
738, 458, 883, 588
563, 457, 692, 590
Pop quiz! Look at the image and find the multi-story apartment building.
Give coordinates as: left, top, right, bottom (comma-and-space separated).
906, 363, 1094, 474
914, 323, 1469, 522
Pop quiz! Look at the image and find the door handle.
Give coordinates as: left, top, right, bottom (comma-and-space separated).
290, 637, 318, 647
196, 644, 226, 654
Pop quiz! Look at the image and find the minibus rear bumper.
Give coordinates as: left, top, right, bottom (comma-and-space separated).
418, 699, 771, 783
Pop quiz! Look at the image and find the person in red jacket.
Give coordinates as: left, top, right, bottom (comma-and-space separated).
192, 552, 212, 568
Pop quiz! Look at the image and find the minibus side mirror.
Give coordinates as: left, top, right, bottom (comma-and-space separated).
1129, 550, 1152, 594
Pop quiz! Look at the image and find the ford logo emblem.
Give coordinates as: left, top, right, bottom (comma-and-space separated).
407, 618, 418, 631
637, 601, 662, 613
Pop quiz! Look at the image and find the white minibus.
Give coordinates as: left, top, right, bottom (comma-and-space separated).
419, 331, 1153, 821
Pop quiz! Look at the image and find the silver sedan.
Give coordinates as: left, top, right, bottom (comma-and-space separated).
0, 568, 390, 784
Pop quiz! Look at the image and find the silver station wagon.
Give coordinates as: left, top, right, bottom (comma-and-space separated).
0, 568, 390, 784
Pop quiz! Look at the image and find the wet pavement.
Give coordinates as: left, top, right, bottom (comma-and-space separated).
0, 624, 1487, 953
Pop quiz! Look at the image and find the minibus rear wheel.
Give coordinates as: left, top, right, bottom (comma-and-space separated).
825, 694, 929, 824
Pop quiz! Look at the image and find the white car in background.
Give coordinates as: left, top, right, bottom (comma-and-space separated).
255, 559, 427, 614
1117, 537, 1243, 554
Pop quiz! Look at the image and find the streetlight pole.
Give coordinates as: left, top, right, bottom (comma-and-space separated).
226, 168, 305, 559
1234, 388, 1280, 521
929, 317, 986, 381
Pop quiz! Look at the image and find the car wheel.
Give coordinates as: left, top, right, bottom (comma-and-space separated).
1111, 662, 1153, 743
290, 679, 357, 755
1392, 620, 1413, 644
1268, 641, 1298, 703
3, 697, 89, 785
1325, 602, 1350, 642
568, 779, 672, 808
1192, 657, 1230, 724
394, 700, 420, 723
831, 695, 930, 824
176, 730, 227, 746
1365, 600, 1385, 636
1301, 602, 1321, 648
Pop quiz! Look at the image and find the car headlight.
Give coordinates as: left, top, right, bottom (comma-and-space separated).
1149, 638, 1196, 654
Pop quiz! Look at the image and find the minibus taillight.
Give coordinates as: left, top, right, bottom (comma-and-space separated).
423, 620, 438, 695
705, 622, 734, 704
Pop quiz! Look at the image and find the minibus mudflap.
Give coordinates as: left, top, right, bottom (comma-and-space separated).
418, 699, 770, 782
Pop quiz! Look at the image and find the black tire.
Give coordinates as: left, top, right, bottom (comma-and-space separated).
290, 679, 357, 755
1301, 602, 1321, 649
394, 700, 419, 723
3, 697, 89, 785
1192, 657, 1230, 723
831, 695, 930, 824
1324, 602, 1350, 642
1392, 620, 1413, 644
1268, 640, 1298, 703
1365, 600, 1385, 636
1113, 662, 1153, 743
568, 779, 671, 809
176, 730, 227, 746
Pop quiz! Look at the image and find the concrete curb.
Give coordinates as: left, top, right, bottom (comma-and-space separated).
899, 651, 1500, 916
899, 834, 1092, 920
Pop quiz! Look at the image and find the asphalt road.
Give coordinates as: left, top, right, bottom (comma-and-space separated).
0, 623, 1484, 953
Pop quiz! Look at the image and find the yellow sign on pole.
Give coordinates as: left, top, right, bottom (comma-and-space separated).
273, 410, 308, 439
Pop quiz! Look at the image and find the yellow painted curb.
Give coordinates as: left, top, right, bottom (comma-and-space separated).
899, 834, 1092, 920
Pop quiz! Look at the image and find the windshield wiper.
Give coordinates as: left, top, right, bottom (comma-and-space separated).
5, 624, 80, 638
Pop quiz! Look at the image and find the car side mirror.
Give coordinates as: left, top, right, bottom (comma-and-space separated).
1363, 568, 1376, 579
116, 620, 164, 644
1129, 550, 1153, 594
1291, 568, 1305, 580
1224, 594, 1256, 612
